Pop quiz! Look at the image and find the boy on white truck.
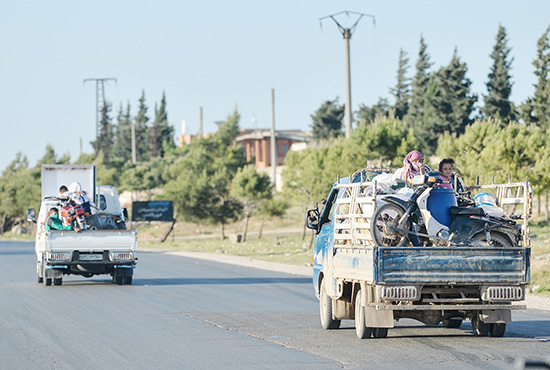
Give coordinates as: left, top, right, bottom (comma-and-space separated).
27, 164, 138, 286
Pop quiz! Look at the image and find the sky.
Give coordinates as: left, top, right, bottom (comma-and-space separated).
1, 1, 549, 173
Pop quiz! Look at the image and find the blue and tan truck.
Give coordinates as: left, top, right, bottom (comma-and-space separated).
307, 168, 532, 338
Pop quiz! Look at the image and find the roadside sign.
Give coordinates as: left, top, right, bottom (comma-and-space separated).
132, 201, 173, 222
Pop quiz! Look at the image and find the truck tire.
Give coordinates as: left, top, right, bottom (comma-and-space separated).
490, 323, 506, 337
372, 328, 388, 338
473, 232, 514, 248
114, 275, 124, 285
37, 262, 43, 284
372, 203, 410, 247
42, 263, 52, 286
355, 289, 372, 339
471, 314, 490, 336
320, 279, 341, 330
53, 278, 63, 286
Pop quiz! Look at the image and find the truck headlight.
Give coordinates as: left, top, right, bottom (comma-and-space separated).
378, 285, 420, 301
47, 252, 72, 262
109, 251, 134, 262
481, 286, 524, 301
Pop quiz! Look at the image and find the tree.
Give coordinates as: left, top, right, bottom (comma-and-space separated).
0, 154, 41, 233
134, 90, 150, 162
162, 109, 246, 239
150, 92, 175, 158
112, 102, 133, 163
482, 25, 516, 123
419, 49, 477, 152
91, 101, 113, 161
406, 36, 433, 128
356, 98, 390, 126
390, 48, 411, 120
311, 99, 344, 140
521, 26, 550, 128
345, 112, 418, 168
230, 164, 272, 242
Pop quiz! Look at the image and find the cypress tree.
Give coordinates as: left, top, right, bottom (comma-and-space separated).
521, 26, 550, 128
150, 92, 174, 158
406, 36, 433, 126
482, 25, 516, 123
91, 101, 113, 161
390, 48, 411, 120
112, 102, 133, 162
134, 90, 150, 162
420, 49, 477, 152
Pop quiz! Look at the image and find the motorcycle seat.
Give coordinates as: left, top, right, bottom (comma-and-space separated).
449, 206, 485, 216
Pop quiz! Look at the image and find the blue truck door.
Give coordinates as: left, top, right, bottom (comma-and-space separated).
314, 187, 339, 296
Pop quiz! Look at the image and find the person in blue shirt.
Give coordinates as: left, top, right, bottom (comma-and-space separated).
45, 207, 81, 233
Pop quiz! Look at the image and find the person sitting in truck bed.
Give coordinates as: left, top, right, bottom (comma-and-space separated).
436, 158, 466, 193
59, 182, 92, 216
393, 150, 431, 183
45, 207, 81, 233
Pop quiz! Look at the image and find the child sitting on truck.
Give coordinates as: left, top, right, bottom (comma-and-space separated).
45, 208, 81, 233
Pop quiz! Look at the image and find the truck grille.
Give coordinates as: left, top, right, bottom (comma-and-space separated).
380, 286, 419, 301
482, 286, 524, 301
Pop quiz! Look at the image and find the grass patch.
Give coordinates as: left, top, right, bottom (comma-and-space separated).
141, 232, 313, 266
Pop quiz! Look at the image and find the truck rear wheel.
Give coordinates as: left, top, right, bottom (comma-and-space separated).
42, 263, 52, 286
490, 323, 506, 337
53, 278, 63, 286
320, 279, 341, 329
471, 314, 490, 336
37, 262, 43, 283
355, 289, 372, 339
372, 328, 388, 338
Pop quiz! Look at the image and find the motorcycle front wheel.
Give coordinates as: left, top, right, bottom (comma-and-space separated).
372, 203, 410, 247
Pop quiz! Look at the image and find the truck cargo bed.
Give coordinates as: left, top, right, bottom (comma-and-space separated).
375, 246, 530, 284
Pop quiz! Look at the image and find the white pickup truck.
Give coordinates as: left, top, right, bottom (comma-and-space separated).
27, 165, 138, 286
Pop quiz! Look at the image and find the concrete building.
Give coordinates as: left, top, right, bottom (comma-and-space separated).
234, 129, 311, 168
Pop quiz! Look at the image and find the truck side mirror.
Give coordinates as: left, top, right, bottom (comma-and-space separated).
122, 208, 129, 221
306, 209, 320, 230
27, 208, 36, 223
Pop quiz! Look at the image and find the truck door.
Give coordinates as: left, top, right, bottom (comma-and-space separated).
314, 187, 340, 296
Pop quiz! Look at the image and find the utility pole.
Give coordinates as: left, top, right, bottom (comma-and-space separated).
270, 88, 277, 192
320, 11, 375, 139
198, 106, 203, 138
83, 78, 117, 138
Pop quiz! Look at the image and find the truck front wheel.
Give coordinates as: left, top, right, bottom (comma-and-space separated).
320, 279, 340, 330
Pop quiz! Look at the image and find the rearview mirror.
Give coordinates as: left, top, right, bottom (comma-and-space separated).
306, 209, 320, 230
27, 208, 36, 223
122, 208, 129, 221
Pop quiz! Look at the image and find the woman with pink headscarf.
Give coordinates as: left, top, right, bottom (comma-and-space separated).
394, 150, 429, 181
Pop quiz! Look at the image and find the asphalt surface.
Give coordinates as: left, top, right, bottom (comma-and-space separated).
1, 240, 549, 370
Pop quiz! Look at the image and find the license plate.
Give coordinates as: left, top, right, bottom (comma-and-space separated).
80, 254, 103, 261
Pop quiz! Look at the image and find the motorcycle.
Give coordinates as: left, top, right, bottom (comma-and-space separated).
371, 174, 520, 248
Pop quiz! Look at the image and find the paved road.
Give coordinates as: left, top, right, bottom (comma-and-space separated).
1, 241, 549, 370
